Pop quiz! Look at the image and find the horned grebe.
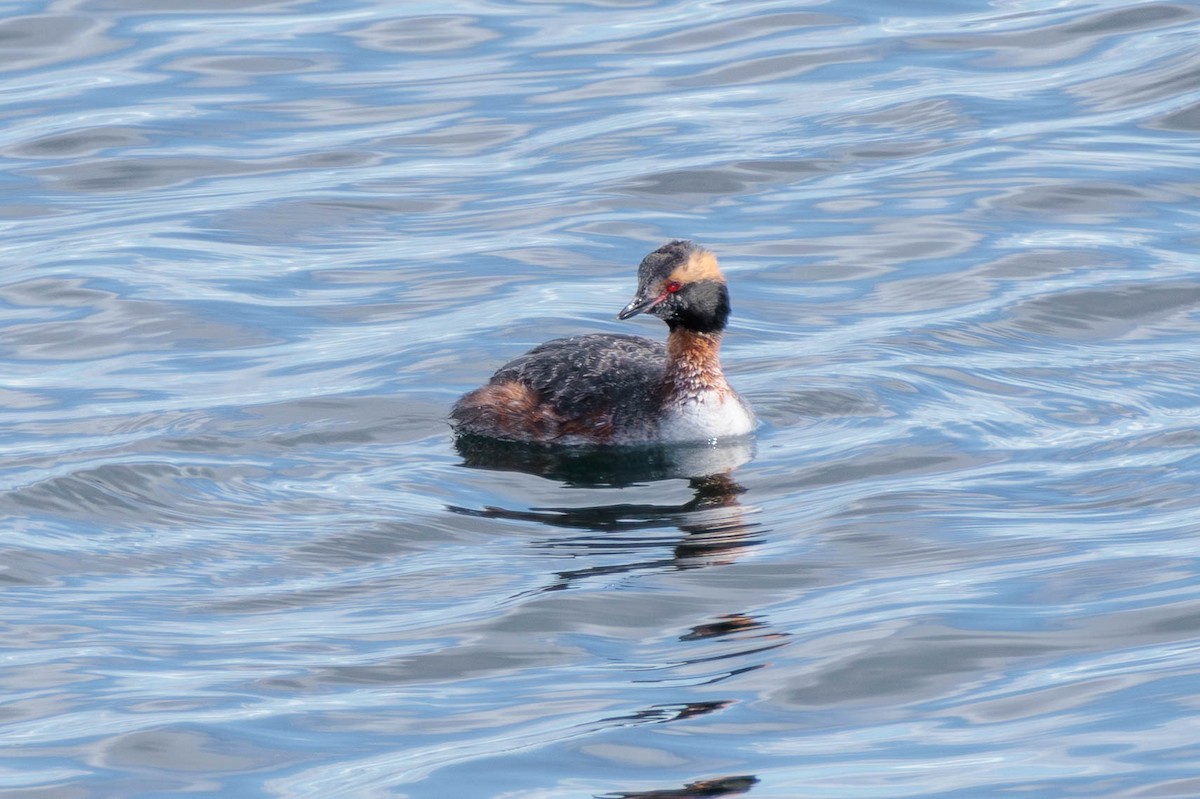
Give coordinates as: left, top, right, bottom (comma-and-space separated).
451, 240, 754, 445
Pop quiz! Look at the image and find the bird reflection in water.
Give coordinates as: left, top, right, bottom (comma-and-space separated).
450, 434, 761, 581
598, 774, 758, 799
450, 439, 767, 796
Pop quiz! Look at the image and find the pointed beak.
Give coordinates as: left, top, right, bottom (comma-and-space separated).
618, 289, 667, 320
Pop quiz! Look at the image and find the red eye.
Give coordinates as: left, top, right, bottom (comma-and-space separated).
665, 281, 682, 293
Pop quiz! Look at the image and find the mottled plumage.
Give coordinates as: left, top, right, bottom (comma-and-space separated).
452, 334, 665, 442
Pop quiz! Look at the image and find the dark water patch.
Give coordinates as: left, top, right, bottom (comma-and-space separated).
733, 157, 839, 179
622, 10, 844, 53
199, 567, 494, 615
0, 294, 280, 361
165, 54, 334, 85
831, 97, 974, 133
2, 461, 244, 527
986, 180, 1179, 221
0, 14, 126, 73
1151, 102, 1200, 132
909, 3, 1199, 68
243, 97, 468, 125
378, 120, 533, 157
28, 151, 380, 193
780, 627, 1061, 707
753, 387, 886, 427
618, 159, 841, 202
349, 15, 503, 54
1073, 50, 1200, 112
621, 169, 752, 199
88, 0, 305, 9
759, 444, 1000, 494
677, 47, 877, 88
1078, 426, 1200, 457
7, 127, 152, 159
982, 249, 1116, 280
1005, 282, 1200, 340
203, 196, 471, 243
286, 520, 472, 567
99, 728, 263, 773
842, 138, 953, 162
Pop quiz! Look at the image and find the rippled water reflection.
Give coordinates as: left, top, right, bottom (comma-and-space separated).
3, 0, 1200, 797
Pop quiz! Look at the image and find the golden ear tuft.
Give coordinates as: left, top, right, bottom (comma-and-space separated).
681, 247, 723, 282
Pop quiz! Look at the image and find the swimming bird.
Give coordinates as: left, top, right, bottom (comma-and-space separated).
451, 240, 753, 445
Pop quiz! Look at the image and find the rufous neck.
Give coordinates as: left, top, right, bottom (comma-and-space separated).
665, 328, 728, 396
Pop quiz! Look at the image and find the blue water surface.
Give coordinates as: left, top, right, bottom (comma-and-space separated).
3, 0, 1200, 797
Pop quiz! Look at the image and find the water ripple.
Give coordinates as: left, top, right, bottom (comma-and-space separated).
3, 0, 1200, 796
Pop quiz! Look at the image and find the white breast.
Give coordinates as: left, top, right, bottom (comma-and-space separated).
659, 389, 755, 442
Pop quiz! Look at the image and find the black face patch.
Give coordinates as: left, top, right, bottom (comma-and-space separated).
654, 278, 730, 334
